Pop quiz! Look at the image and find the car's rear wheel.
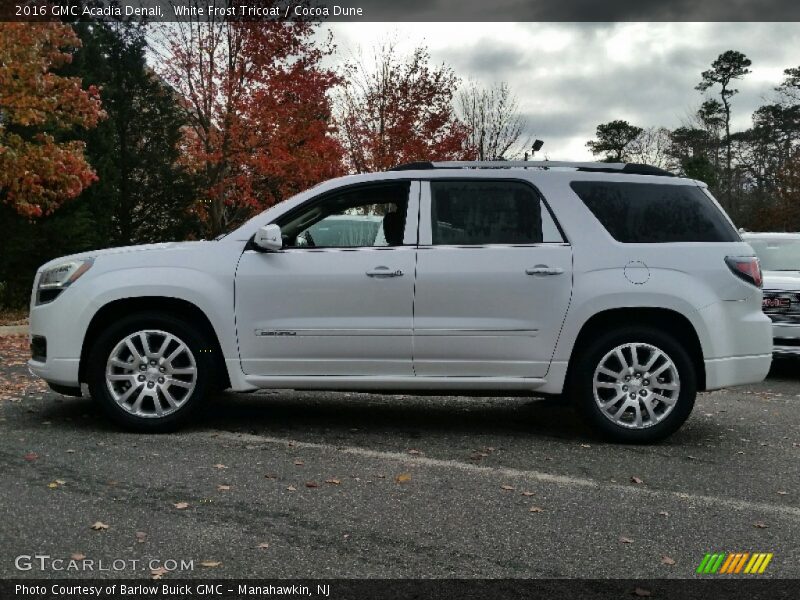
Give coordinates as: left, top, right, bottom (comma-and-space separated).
569, 326, 696, 443
87, 312, 215, 431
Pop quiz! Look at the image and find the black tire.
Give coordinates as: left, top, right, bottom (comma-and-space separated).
568, 326, 696, 443
86, 311, 216, 432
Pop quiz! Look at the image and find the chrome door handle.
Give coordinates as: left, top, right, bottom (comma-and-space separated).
366, 266, 404, 278
526, 266, 564, 276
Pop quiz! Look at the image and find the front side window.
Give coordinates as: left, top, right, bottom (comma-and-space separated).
429, 180, 560, 245
570, 181, 739, 243
278, 183, 409, 248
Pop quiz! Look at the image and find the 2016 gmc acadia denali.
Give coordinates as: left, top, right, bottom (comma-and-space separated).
27, 161, 773, 442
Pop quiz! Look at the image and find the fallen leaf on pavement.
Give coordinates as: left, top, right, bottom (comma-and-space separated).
521, 491, 535, 496
528, 506, 544, 513
264, 474, 278, 479
151, 567, 168, 580
23, 452, 39, 462
71, 553, 86, 561
173, 502, 189, 510
90, 521, 109, 531
633, 587, 651, 597
217, 485, 231, 491
305, 481, 319, 488
408, 449, 421, 455
257, 543, 269, 549
294, 460, 304, 466
135, 531, 147, 543
286, 485, 297, 491
658, 511, 669, 516
619, 536, 634, 544
200, 561, 221, 568
500, 484, 514, 491
661, 555, 676, 566
777, 491, 788, 495
325, 479, 341, 485
754, 521, 768, 528
395, 473, 412, 483
213, 464, 227, 469
580, 444, 591, 448
631, 476, 644, 484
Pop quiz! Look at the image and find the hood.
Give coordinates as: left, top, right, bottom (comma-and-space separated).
762, 270, 800, 291
38, 241, 209, 271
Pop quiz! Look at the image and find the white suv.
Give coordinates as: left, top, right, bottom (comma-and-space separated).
28, 161, 773, 442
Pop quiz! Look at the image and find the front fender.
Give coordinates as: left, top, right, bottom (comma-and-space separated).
76, 266, 237, 360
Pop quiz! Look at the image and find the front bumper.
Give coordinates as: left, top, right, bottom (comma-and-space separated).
27, 280, 92, 388
28, 358, 81, 387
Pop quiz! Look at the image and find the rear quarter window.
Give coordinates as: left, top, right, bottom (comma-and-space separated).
570, 181, 739, 243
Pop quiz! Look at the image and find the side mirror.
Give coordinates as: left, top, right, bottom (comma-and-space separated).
254, 224, 283, 252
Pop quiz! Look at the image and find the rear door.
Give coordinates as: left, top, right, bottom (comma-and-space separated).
412, 179, 573, 378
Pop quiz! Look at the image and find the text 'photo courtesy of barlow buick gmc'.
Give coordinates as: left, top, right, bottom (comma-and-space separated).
27, 161, 773, 443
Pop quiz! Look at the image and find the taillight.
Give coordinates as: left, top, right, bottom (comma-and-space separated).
725, 256, 763, 288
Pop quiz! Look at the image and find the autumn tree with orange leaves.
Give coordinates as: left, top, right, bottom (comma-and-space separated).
339, 44, 468, 173
152, 17, 345, 236
0, 23, 103, 218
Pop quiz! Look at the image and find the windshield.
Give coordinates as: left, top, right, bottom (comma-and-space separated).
747, 237, 800, 271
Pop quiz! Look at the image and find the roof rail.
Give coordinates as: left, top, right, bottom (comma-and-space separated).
389, 160, 673, 177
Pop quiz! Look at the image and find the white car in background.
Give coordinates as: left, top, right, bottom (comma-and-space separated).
743, 232, 800, 357
28, 161, 773, 442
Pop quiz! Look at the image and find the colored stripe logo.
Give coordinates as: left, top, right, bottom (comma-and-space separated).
696, 552, 773, 574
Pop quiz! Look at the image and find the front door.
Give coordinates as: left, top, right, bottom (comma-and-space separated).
236, 181, 419, 377
413, 179, 573, 378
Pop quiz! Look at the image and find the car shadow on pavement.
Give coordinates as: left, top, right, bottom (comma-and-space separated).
205, 391, 592, 440
199, 391, 712, 447
768, 358, 800, 380
31, 390, 712, 446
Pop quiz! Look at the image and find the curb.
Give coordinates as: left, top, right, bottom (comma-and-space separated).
0, 325, 28, 337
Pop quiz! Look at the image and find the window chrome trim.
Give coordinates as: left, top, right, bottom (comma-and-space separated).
258, 245, 419, 254
415, 243, 571, 250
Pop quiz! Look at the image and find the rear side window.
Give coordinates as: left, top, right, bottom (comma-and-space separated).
570, 181, 739, 243
430, 180, 562, 245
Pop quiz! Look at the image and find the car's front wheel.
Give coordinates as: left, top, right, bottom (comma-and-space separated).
87, 312, 215, 431
569, 327, 696, 443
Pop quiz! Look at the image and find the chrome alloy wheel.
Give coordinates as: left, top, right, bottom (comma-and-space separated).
105, 330, 197, 418
592, 343, 680, 429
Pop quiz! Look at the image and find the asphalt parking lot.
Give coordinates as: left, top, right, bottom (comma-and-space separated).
1, 334, 798, 580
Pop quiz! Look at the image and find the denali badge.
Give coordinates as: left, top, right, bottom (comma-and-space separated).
255, 330, 297, 336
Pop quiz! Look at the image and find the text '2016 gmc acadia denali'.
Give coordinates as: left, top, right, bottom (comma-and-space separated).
28, 161, 773, 442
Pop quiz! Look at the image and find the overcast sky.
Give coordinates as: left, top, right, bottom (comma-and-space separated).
323, 22, 800, 161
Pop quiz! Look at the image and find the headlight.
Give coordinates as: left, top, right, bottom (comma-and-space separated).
36, 258, 94, 304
